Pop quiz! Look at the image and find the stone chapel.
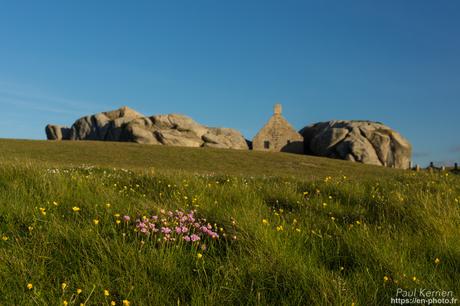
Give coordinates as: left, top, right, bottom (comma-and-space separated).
252, 104, 304, 154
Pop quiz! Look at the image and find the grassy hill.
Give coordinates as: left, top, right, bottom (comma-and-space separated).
0, 139, 397, 180
0, 139, 459, 305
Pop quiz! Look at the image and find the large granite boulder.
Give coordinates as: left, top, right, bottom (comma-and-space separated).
46, 106, 249, 150
45, 125, 71, 141
300, 120, 412, 169
203, 128, 249, 150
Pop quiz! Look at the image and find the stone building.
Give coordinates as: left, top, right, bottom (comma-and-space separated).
252, 104, 304, 153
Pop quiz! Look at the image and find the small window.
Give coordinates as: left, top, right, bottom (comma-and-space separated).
264, 141, 270, 149
287, 140, 291, 145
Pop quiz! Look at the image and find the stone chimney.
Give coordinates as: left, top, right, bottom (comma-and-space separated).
274, 103, 282, 116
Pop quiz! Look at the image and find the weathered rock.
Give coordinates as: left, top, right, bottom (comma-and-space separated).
203, 128, 249, 150
69, 113, 109, 140
46, 106, 249, 150
155, 129, 203, 147
69, 106, 144, 141
104, 106, 144, 121
127, 126, 160, 145
300, 120, 412, 169
45, 125, 71, 140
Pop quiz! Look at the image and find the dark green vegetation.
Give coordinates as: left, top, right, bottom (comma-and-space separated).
0, 139, 459, 305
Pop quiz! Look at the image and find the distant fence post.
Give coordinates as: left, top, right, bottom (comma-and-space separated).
430, 161, 434, 168
409, 161, 412, 169
455, 162, 458, 170
415, 164, 420, 172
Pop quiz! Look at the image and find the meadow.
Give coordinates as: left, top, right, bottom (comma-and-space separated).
0, 139, 459, 305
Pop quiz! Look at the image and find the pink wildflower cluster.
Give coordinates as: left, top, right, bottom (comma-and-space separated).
134, 209, 220, 242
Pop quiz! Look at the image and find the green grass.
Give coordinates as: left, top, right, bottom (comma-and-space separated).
0, 139, 397, 179
0, 139, 459, 305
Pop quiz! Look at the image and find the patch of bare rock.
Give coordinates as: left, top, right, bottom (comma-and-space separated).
45, 106, 249, 150
300, 120, 412, 169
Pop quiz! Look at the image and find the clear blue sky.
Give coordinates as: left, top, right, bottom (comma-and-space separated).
0, 1, 459, 166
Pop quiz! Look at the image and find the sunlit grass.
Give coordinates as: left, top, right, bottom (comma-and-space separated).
0, 162, 458, 305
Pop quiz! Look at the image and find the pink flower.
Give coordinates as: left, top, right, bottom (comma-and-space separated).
161, 227, 171, 234
190, 234, 200, 242
175, 227, 182, 234
183, 236, 191, 242
123, 215, 131, 222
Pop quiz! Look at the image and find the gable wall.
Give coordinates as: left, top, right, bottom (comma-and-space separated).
253, 115, 304, 153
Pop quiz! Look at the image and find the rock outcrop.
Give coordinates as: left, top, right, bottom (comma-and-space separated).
300, 120, 412, 169
46, 106, 249, 150
45, 125, 71, 141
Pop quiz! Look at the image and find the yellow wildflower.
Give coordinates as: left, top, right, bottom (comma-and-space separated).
197, 253, 203, 259
435, 258, 441, 265
72, 206, 80, 212
93, 219, 100, 225
111, 302, 116, 306
61, 283, 67, 290
116, 220, 121, 225
114, 213, 120, 218
77, 288, 82, 294
104, 289, 110, 296
106, 203, 111, 208
1, 235, 8, 241
412, 276, 417, 281
63, 301, 68, 306
123, 300, 130, 306
27, 283, 33, 290
383, 276, 389, 282
262, 219, 269, 225
276, 225, 283, 232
